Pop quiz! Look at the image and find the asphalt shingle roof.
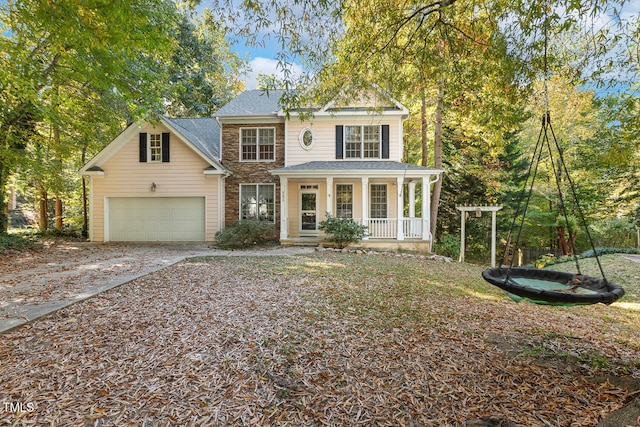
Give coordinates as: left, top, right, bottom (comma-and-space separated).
214, 90, 286, 116
271, 161, 441, 173
162, 117, 220, 160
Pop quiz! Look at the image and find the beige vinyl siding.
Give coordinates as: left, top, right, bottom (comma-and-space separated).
89, 123, 220, 242
286, 117, 403, 166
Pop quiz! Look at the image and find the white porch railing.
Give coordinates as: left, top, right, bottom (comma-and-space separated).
354, 218, 425, 240
402, 217, 423, 239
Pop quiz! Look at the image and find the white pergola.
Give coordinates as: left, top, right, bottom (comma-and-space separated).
456, 205, 503, 267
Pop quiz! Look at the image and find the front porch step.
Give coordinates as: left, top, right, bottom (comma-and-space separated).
280, 239, 320, 247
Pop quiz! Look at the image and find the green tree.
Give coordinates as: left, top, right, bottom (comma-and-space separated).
165, 7, 246, 116
1, 1, 244, 234
0, 0, 178, 233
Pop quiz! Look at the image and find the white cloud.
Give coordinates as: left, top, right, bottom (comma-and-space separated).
242, 57, 304, 90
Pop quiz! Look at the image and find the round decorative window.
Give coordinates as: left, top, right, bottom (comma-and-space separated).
299, 128, 314, 150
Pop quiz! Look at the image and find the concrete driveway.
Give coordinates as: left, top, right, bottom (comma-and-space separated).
0, 241, 313, 333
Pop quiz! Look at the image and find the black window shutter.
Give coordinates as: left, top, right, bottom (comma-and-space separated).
139, 133, 147, 162
335, 125, 343, 159
161, 132, 170, 162
381, 125, 390, 159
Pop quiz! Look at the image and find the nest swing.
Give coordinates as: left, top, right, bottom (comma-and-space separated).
481, 113, 625, 306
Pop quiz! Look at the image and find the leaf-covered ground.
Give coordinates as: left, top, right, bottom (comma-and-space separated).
1, 252, 639, 426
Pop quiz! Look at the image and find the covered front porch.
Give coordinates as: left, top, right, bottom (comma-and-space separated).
270, 161, 442, 252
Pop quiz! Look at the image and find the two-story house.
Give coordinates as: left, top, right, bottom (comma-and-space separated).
80, 88, 442, 252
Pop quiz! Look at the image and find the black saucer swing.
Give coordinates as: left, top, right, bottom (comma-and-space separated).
481, 112, 625, 306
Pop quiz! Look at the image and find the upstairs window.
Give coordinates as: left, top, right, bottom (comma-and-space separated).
139, 132, 170, 163
241, 128, 275, 161
149, 133, 162, 162
336, 125, 389, 160
345, 125, 380, 159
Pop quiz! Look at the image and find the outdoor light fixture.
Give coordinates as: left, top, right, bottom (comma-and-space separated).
151, 182, 156, 192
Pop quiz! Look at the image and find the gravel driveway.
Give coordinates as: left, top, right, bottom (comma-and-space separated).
0, 241, 312, 333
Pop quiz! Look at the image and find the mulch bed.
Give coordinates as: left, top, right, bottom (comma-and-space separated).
1, 253, 638, 426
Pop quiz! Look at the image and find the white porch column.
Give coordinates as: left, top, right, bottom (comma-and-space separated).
421, 176, 431, 242
361, 177, 369, 240
396, 176, 404, 240
326, 176, 333, 218
279, 177, 288, 240
408, 181, 416, 218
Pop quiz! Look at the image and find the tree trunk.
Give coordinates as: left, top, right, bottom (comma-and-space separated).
38, 187, 48, 232
430, 78, 444, 239
557, 226, 568, 256
55, 197, 63, 230
421, 89, 428, 167
0, 158, 6, 233
81, 146, 89, 239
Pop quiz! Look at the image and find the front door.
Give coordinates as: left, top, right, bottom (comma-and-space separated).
300, 186, 319, 235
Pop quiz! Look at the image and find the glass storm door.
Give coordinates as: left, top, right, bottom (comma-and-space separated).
300, 189, 318, 234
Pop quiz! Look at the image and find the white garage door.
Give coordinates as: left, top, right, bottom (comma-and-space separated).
108, 197, 205, 242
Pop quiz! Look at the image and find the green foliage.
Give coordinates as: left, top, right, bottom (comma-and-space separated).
318, 214, 367, 249
0, 233, 32, 253
214, 220, 278, 249
164, 8, 245, 116
434, 232, 460, 260
0, 1, 244, 234
590, 218, 637, 248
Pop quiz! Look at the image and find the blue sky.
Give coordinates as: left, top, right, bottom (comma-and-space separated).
231, 43, 304, 90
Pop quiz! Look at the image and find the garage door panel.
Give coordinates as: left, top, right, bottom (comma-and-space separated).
108, 197, 205, 242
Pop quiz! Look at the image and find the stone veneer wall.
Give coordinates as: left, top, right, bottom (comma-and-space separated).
221, 123, 285, 228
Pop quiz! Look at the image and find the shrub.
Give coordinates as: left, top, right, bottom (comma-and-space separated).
0, 233, 33, 253
318, 214, 367, 249
533, 253, 556, 268
590, 218, 637, 248
215, 220, 278, 249
434, 232, 460, 259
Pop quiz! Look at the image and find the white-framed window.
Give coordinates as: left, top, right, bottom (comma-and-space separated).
370, 184, 387, 218
241, 128, 275, 161
240, 184, 275, 222
344, 125, 380, 159
336, 184, 353, 218
299, 128, 314, 150
149, 133, 162, 162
